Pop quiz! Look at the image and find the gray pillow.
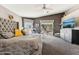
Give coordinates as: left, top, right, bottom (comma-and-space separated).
0, 32, 14, 39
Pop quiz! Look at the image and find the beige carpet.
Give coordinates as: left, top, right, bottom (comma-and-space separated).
41, 35, 79, 55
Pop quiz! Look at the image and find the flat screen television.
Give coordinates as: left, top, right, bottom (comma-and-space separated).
63, 18, 75, 28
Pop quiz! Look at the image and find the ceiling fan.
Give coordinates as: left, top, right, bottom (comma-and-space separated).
42, 4, 53, 13
42, 4, 53, 10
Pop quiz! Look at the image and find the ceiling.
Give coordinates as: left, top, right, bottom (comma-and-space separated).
1, 4, 76, 18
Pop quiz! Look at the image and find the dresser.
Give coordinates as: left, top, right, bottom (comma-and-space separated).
60, 28, 72, 43
60, 28, 79, 45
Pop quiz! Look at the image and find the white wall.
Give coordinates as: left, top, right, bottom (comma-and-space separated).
65, 5, 79, 15
62, 5, 79, 21
0, 5, 22, 29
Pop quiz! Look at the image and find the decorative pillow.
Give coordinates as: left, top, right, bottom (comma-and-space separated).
22, 29, 28, 35
21, 29, 26, 35
22, 29, 32, 35
0, 32, 14, 39
15, 29, 23, 37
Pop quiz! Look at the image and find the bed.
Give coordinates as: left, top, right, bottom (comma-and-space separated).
0, 18, 42, 55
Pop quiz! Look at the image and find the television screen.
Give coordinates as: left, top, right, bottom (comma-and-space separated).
63, 18, 75, 28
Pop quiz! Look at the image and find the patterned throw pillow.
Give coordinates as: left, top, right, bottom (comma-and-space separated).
0, 32, 14, 39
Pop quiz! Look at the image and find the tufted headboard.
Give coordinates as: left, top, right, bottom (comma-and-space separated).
0, 18, 18, 33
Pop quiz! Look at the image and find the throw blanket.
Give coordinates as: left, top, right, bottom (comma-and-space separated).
0, 36, 42, 55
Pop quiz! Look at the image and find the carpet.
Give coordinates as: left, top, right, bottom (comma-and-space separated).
41, 34, 79, 55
